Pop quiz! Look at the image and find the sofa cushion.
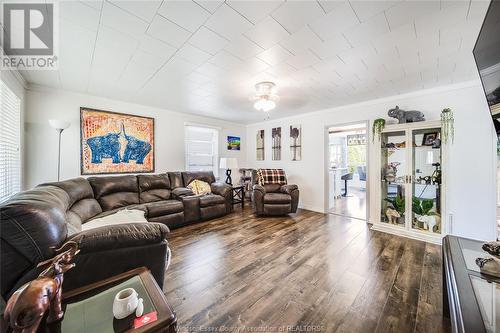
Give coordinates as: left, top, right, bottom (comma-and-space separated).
199, 194, 225, 207
41, 178, 102, 229
41, 178, 94, 206
168, 172, 184, 188
182, 171, 215, 187
264, 193, 291, 204
88, 175, 139, 211
138, 174, 171, 203
145, 200, 184, 218
82, 209, 148, 231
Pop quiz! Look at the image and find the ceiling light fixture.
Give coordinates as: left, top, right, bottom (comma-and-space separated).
252, 81, 279, 112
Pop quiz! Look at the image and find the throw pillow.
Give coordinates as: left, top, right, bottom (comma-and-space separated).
82, 209, 148, 231
187, 179, 212, 195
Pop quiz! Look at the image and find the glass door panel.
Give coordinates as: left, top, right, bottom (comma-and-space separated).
380, 131, 407, 227
411, 128, 442, 234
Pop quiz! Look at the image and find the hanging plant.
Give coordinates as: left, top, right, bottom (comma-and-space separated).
372, 118, 386, 142
441, 108, 454, 144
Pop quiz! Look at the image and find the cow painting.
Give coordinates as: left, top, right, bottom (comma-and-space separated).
86, 124, 151, 165
81, 108, 154, 174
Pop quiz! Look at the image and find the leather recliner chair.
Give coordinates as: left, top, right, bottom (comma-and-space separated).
252, 169, 299, 216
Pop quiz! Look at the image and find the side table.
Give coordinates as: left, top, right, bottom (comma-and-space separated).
2, 267, 176, 333
231, 185, 245, 209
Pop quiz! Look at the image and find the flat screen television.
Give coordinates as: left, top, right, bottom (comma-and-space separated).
473, 0, 500, 135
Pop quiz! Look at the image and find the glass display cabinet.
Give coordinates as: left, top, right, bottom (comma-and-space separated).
373, 120, 445, 244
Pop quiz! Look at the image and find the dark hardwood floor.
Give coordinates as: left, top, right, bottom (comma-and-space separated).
164, 206, 450, 333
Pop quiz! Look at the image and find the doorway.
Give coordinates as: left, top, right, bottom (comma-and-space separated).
326, 122, 369, 220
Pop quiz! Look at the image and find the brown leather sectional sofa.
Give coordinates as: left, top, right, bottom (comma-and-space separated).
0, 171, 231, 301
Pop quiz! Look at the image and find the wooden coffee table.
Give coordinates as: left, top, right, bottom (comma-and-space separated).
2, 267, 176, 333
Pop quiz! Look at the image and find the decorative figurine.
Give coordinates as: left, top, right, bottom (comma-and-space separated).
388, 106, 425, 123
482, 241, 500, 257
385, 208, 400, 224
416, 215, 439, 232
3, 241, 79, 333
476, 257, 500, 277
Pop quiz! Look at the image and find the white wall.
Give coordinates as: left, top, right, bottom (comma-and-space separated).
24, 86, 247, 188
246, 81, 497, 241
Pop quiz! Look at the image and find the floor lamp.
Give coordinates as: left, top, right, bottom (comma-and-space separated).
49, 119, 70, 181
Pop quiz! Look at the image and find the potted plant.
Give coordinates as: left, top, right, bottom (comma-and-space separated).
372, 118, 385, 143
384, 196, 405, 224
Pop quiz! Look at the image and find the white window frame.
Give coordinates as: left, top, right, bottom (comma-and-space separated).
0, 79, 22, 203
184, 123, 219, 178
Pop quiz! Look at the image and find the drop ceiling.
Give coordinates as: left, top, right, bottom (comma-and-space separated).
3, 0, 491, 123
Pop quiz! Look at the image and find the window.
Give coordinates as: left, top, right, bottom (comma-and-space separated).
0, 80, 21, 203
185, 125, 219, 177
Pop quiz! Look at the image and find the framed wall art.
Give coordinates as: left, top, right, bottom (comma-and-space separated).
290, 125, 301, 161
80, 107, 154, 175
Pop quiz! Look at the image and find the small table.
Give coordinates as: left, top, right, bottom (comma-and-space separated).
231, 185, 245, 209
2, 267, 177, 333
443, 235, 500, 333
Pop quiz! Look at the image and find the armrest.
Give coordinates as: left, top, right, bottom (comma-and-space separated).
211, 182, 231, 197
253, 184, 266, 194
281, 184, 298, 195
172, 187, 194, 199
68, 223, 169, 254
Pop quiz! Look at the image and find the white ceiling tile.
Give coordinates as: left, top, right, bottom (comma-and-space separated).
195, 62, 227, 78
60, 1, 101, 32
189, 27, 229, 55
101, 2, 149, 39
308, 2, 359, 41
270, 1, 325, 34
256, 44, 292, 66
266, 62, 297, 77
139, 35, 177, 58
108, 0, 161, 22
350, 1, 398, 22
385, 1, 441, 31
194, 0, 224, 14
240, 57, 270, 75
147, 15, 191, 48
177, 44, 212, 65
226, 0, 284, 24
157, 1, 210, 33
224, 35, 264, 59
205, 4, 253, 41
343, 12, 390, 47
79, 0, 103, 11
209, 50, 244, 69
467, 0, 490, 22
244, 16, 290, 49
309, 33, 351, 60
184, 71, 212, 85
286, 49, 320, 69
316, 0, 346, 14
371, 23, 415, 53
279, 26, 323, 55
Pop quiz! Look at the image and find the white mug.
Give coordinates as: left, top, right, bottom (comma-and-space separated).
113, 288, 139, 319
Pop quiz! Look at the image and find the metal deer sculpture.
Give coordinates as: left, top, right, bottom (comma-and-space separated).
4, 241, 80, 333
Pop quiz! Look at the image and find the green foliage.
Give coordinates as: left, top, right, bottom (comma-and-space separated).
412, 196, 435, 216
372, 119, 386, 143
384, 196, 405, 215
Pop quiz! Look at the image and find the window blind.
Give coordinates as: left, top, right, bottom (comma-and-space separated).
185, 125, 219, 177
0, 80, 21, 203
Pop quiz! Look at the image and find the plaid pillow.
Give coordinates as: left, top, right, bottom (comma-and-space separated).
257, 169, 287, 186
